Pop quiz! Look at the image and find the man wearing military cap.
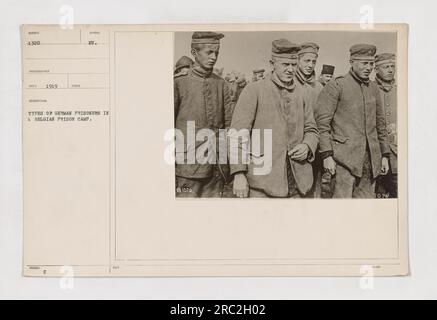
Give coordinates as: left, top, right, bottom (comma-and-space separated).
227, 71, 239, 103
314, 44, 390, 198
233, 72, 248, 103
252, 68, 265, 82
174, 55, 194, 76
314, 64, 335, 198
318, 64, 335, 86
229, 39, 319, 198
295, 43, 324, 101
375, 53, 397, 198
294, 42, 325, 198
174, 31, 234, 197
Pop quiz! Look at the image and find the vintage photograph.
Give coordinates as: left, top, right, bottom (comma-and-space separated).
174, 31, 397, 199
20, 24, 408, 278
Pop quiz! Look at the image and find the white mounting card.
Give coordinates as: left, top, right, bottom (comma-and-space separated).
21, 24, 409, 277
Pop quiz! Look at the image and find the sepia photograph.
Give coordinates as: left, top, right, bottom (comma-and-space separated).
174, 31, 397, 199
19, 24, 408, 278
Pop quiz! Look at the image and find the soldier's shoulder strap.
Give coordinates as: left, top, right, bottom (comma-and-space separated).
174, 69, 189, 79
332, 75, 346, 86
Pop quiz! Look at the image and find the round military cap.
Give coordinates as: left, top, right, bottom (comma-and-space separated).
350, 44, 377, 60
272, 39, 300, 59
375, 53, 396, 66
298, 42, 320, 56
192, 31, 225, 44
321, 64, 335, 75
253, 68, 265, 74
174, 55, 194, 73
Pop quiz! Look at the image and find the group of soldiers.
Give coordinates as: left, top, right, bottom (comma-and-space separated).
174, 32, 397, 199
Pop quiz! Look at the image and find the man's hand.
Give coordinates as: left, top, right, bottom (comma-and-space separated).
323, 156, 337, 175
380, 157, 390, 175
233, 173, 249, 198
288, 143, 309, 161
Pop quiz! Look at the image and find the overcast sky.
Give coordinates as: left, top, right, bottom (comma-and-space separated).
174, 31, 397, 81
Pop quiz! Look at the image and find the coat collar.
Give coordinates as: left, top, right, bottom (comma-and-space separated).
375, 74, 396, 92
296, 68, 316, 87
349, 68, 370, 86
191, 62, 213, 78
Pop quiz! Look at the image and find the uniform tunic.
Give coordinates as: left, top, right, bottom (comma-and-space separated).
376, 76, 397, 174
295, 69, 324, 110
174, 64, 234, 180
315, 70, 390, 180
229, 72, 319, 197
295, 69, 325, 197
375, 75, 398, 198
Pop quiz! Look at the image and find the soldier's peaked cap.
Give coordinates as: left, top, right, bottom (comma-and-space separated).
253, 68, 265, 74
375, 53, 396, 66
350, 44, 377, 60
192, 32, 224, 45
272, 39, 300, 59
298, 42, 320, 56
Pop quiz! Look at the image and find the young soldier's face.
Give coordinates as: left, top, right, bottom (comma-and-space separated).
320, 74, 333, 84
192, 44, 220, 70
271, 57, 296, 83
298, 53, 318, 76
376, 62, 396, 82
351, 59, 375, 80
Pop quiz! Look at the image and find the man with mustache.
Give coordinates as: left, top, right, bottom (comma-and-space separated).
375, 53, 397, 198
229, 39, 319, 198
314, 44, 390, 198
174, 32, 234, 197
